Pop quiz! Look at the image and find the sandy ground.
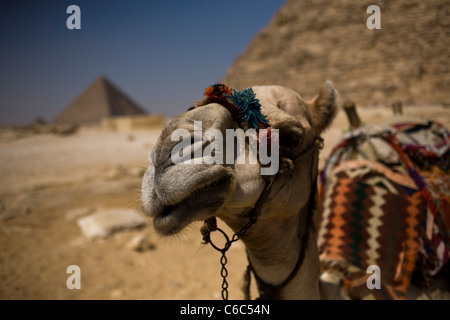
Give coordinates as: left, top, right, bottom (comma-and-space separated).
0, 105, 449, 300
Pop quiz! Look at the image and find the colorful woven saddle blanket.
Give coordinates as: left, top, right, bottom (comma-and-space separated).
318, 117, 450, 299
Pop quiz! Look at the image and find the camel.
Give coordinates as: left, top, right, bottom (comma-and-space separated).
142, 81, 338, 299
141, 82, 450, 300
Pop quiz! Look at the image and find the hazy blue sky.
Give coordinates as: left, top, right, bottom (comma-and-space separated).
0, 0, 286, 125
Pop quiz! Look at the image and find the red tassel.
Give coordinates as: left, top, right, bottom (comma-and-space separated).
204, 84, 233, 99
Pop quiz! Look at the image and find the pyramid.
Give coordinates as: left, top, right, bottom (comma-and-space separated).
223, 0, 450, 106
53, 77, 147, 125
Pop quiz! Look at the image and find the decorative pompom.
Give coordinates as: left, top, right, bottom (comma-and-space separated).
210, 96, 243, 123
204, 84, 233, 99
227, 88, 269, 129
199, 84, 270, 129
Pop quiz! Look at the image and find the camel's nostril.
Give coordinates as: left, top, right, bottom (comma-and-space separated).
160, 203, 176, 218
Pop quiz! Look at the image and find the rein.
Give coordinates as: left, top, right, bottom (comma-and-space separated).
244, 177, 318, 300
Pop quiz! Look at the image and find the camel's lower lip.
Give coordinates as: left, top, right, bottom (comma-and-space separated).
153, 175, 234, 236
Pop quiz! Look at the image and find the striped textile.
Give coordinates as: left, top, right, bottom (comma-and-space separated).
318, 119, 450, 300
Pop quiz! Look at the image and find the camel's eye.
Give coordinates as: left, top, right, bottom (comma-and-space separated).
278, 127, 305, 158
279, 128, 302, 147
282, 131, 301, 149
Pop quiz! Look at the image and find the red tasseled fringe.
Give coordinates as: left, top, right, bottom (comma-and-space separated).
206, 96, 242, 123
204, 84, 233, 99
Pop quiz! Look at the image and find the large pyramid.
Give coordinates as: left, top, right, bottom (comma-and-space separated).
53, 77, 147, 125
223, 0, 450, 106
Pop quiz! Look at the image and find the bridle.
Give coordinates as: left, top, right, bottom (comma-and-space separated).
201, 136, 323, 300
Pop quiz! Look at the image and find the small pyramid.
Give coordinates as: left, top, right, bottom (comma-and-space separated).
53, 77, 146, 125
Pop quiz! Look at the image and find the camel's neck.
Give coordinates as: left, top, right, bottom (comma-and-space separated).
219, 147, 322, 299
238, 195, 321, 300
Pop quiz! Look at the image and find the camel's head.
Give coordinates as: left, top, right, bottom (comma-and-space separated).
142, 82, 338, 236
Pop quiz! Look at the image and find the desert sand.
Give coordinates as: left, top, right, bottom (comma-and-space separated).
0, 105, 448, 300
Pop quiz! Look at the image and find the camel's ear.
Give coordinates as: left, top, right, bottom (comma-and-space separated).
308, 81, 338, 135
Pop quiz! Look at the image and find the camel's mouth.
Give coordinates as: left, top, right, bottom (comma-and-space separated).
152, 174, 235, 236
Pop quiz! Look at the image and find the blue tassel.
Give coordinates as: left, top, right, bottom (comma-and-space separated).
227, 88, 269, 129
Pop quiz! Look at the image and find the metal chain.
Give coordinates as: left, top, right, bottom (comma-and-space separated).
202, 213, 257, 300
219, 251, 229, 300
201, 178, 273, 300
